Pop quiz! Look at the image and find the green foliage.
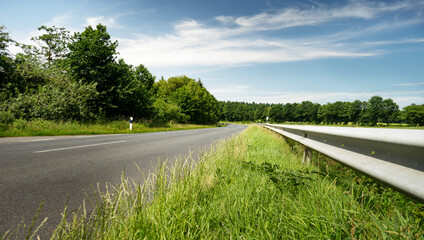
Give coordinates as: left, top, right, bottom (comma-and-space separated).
363, 96, 385, 125
300, 101, 320, 123
153, 98, 188, 123
67, 24, 118, 85
1, 24, 220, 125
111, 60, 155, 119
0, 109, 14, 131
269, 104, 284, 122
31, 25, 71, 68
66, 24, 119, 116
382, 98, 399, 124
318, 101, 349, 124
402, 104, 424, 126
4, 78, 99, 121
221, 96, 413, 126
220, 101, 271, 122
154, 76, 219, 124
66, 24, 156, 119
347, 100, 364, 124
0, 25, 18, 101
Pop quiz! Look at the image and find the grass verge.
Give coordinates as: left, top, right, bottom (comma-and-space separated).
0, 119, 217, 137
4, 125, 423, 239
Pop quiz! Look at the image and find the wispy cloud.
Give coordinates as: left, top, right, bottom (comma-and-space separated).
209, 84, 250, 94
391, 82, 424, 87
45, 13, 73, 27
118, 0, 424, 67
117, 18, 378, 67
86, 15, 123, 28
217, 0, 424, 31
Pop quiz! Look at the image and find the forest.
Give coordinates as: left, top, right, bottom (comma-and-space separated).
1, 24, 423, 129
219, 99, 424, 126
0, 24, 219, 129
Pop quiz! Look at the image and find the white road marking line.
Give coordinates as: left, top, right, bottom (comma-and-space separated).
183, 131, 198, 135
35, 140, 127, 153
73, 134, 123, 138
24, 139, 53, 142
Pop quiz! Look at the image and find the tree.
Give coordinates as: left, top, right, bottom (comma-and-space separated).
402, 104, 424, 126
153, 98, 188, 123
254, 104, 266, 121
364, 96, 384, 125
31, 25, 70, 68
154, 76, 219, 124
0, 25, 15, 100
348, 100, 363, 124
67, 24, 119, 116
301, 101, 320, 123
382, 98, 399, 124
134, 64, 155, 92
269, 104, 284, 122
282, 103, 295, 122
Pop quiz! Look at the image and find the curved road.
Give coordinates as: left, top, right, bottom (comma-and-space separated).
0, 124, 247, 238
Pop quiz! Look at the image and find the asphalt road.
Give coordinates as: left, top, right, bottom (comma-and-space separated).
0, 124, 247, 238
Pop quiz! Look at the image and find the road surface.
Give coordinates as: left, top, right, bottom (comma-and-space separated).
0, 124, 247, 238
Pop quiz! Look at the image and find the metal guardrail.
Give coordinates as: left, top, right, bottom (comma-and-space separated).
262, 124, 424, 202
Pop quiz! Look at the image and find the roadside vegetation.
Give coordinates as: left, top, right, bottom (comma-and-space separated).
0, 119, 217, 137
6, 125, 421, 239
0, 25, 220, 136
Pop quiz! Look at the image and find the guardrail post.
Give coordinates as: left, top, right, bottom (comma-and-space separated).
302, 146, 312, 164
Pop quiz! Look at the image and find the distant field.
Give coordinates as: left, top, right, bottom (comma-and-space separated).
24, 125, 421, 239
0, 119, 218, 137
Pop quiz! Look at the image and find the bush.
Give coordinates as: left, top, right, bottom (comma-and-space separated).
0, 109, 14, 130
153, 98, 189, 123
6, 80, 100, 121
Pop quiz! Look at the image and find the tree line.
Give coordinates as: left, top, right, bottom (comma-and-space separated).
219, 98, 424, 126
0, 24, 219, 127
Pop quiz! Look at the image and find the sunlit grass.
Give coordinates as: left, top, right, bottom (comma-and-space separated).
0, 119, 216, 137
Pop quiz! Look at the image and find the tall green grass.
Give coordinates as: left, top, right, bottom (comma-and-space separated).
3, 126, 423, 239
0, 119, 216, 137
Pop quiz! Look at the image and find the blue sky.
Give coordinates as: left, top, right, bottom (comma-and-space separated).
1, 0, 424, 108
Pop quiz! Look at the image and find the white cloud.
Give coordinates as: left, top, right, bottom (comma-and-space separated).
224, 0, 422, 31
85, 16, 122, 28
117, 19, 379, 67
215, 15, 235, 24
45, 13, 73, 27
391, 82, 424, 87
117, 1, 423, 68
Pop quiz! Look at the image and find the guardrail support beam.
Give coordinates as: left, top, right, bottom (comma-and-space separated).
302, 146, 312, 164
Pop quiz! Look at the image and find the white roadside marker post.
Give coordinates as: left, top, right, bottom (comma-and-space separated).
130, 117, 133, 130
